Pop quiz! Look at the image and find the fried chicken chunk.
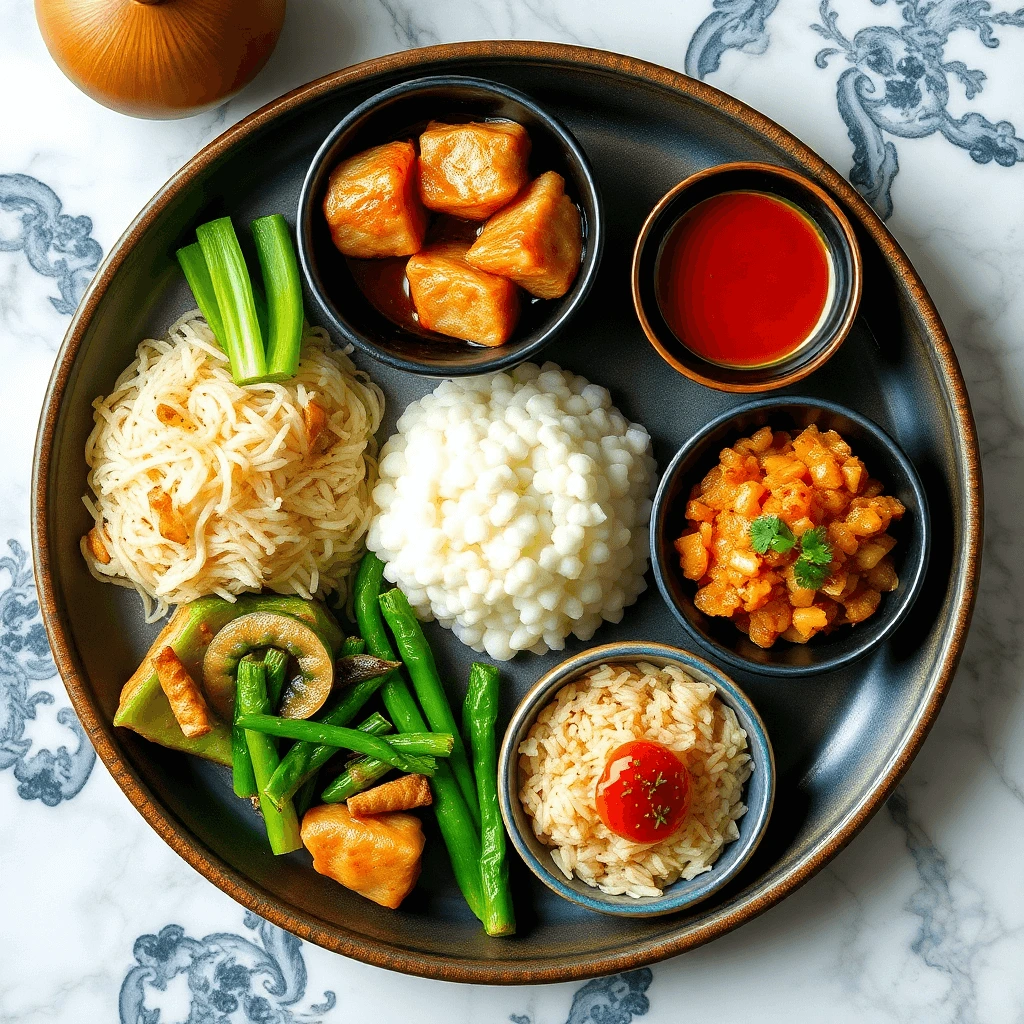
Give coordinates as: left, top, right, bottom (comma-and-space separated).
417, 120, 531, 220
301, 803, 425, 910
323, 140, 428, 258
465, 171, 582, 299
407, 240, 520, 346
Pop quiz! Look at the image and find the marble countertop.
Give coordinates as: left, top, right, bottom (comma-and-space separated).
2, 2, 1022, 1021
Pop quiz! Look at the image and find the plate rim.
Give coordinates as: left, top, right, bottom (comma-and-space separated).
30, 40, 984, 984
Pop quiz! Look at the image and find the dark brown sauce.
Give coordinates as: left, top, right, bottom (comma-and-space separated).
346, 216, 481, 338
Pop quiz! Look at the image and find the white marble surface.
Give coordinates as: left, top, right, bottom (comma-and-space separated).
2, 1, 1023, 1021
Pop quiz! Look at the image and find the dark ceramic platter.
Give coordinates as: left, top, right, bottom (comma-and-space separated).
32, 43, 981, 984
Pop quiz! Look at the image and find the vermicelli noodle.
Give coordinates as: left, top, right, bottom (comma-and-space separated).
81, 312, 383, 621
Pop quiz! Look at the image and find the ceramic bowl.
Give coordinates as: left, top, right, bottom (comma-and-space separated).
498, 642, 775, 917
297, 74, 603, 377
631, 162, 862, 392
650, 398, 932, 677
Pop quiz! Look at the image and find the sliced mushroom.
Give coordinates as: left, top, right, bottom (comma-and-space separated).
202, 611, 334, 721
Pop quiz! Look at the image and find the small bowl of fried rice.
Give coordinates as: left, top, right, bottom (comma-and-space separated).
498, 641, 774, 916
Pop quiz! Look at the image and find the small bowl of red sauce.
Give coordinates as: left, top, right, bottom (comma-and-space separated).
498, 641, 775, 917
632, 162, 862, 392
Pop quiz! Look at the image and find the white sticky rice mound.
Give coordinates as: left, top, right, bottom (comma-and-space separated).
81, 312, 383, 621
366, 362, 656, 660
518, 661, 751, 898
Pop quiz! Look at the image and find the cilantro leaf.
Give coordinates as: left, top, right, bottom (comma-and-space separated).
798, 526, 833, 565
792, 527, 834, 590
749, 515, 796, 554
793, 556, 830, 590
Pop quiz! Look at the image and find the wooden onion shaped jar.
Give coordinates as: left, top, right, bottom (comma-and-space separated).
35, 0, 286, 119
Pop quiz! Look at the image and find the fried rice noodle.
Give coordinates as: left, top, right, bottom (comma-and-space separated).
81, 312, 383, 621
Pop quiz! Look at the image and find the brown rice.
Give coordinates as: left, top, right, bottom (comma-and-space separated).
518, 660, 751, 898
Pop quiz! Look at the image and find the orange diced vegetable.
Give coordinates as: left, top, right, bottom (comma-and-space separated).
148, 488, 189, 545
86, 525, 111, 564
676, 423, 903, 647
675, 532, 709, 580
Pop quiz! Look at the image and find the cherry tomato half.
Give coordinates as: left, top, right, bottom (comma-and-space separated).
594, 739, 691, 843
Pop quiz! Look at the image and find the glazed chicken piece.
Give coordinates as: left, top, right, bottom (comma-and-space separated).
466, 171, 582, 299
301, 803, 425, 910
406, 240, 520, 346
323, 140, 428, 258
417, 119, 531, 220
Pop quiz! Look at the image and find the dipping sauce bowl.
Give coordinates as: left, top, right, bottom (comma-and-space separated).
632, 162, 862, 392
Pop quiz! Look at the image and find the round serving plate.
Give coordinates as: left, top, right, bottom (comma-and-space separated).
32, 42, 982, 984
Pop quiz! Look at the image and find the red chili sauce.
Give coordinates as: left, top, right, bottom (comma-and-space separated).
655, 190, 831, 368
595, 739, 691, 843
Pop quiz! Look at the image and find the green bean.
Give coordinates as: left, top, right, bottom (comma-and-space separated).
237, 657, 301, 855
263, 647, 289, 711
231, 696, 258, 798
235, 714, 448, 772
464, 663, 515, 936
263, 672, 389, 810
294, 771, 321, 817
320, 756, 391, 803
354, 553, 485, 921
341, 636, 367, 657
378, 588, 481, 827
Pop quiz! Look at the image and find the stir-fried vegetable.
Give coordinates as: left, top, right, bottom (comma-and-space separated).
235, 713, 450, 773
378, 587, 481, 828
263, 671, 393, 810
237, 657, 301, 855
232, 695, 258, 798
354, 553, 485, 921
320, 755, 392, 804
251, 214, 304, 382
263, 646, 289, 710
203, 612, 334, 721
463, 662, 515, 936
341, 636, 367, 657
195, 217, 267, 385
153, 646, 213, 739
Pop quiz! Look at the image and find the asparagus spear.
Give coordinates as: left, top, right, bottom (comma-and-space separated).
464, 662, 515, 936
237, 656, 301, 855
341, 636, 367, 657
232, 695, 258, 798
